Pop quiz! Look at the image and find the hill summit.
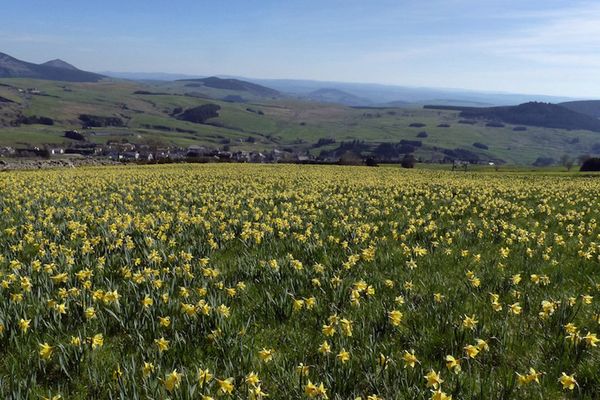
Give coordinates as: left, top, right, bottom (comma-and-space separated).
0, 52, 104, 82
41, 59, 79, 71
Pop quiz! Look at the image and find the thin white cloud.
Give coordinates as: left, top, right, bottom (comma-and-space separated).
479, 2, 600, 67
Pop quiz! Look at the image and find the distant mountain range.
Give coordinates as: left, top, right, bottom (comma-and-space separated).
243, 78, 578, 107
98, 71, 578, 107
100, 71, 203, 81
0, 51, 593, 110
303, 88, 372, 106
0, 52, 104, 82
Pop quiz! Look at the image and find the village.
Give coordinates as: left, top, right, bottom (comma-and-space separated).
0, 130, 320, 166
0, 130, 498, 170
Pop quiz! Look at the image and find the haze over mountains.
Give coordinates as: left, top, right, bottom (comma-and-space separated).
246, 78, 577, 107
2, 51, 600, 121
0, 51, 580, 107
103, 70, 576, 107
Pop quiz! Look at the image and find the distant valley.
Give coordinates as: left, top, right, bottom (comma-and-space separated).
2, 51, 600, 165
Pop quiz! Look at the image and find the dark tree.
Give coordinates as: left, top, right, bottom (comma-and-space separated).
64, 130, 85, 141
373, 142, 398, 159
401, 154, 416, 168
580, 157, 600, 171
177, 104, 221, 124
365, 157, 379, 167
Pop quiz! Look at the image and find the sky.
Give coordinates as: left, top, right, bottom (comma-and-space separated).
1, 0, 600, 97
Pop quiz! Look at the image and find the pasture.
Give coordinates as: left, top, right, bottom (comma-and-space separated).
1, 78, 598, 164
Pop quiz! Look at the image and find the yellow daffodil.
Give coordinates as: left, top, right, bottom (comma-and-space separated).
425, 370, 443, 389
163, 369, 182, 392
559, 373, 577, 390
39, 342, 53, 360
402, 350, 419, 368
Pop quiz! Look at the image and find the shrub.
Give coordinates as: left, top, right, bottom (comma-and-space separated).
417, 131, 428, 138
15, 115, 54, 126
365, 157, 379, 167
79, 114, 124, 128
401, 154, 416, 168
473, 142, 489, 150
64, 130, 85, 141
79, 114, 125, 127
409, 123, 426, 128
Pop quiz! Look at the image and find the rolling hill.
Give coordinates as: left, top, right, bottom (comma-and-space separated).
424, 102, 600, 132
303, 88, 372, 106
102, 71, 578, 107
560, 100, 600, 119
1, 71, 600, 164
0, 52, 104, 82
177, 77, 280, 97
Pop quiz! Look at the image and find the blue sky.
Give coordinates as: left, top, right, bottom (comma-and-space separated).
2, 0, 600, 96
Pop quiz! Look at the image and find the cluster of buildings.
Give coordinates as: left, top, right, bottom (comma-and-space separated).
16, 88, 43, 95
0, 141, 318, 164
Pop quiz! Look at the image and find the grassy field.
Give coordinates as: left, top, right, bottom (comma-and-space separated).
1, 78, 600, 164
0, 164, 598, 399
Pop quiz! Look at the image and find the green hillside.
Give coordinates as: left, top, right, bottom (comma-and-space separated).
0, 77, 599, 164
0, 52, 104, 82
